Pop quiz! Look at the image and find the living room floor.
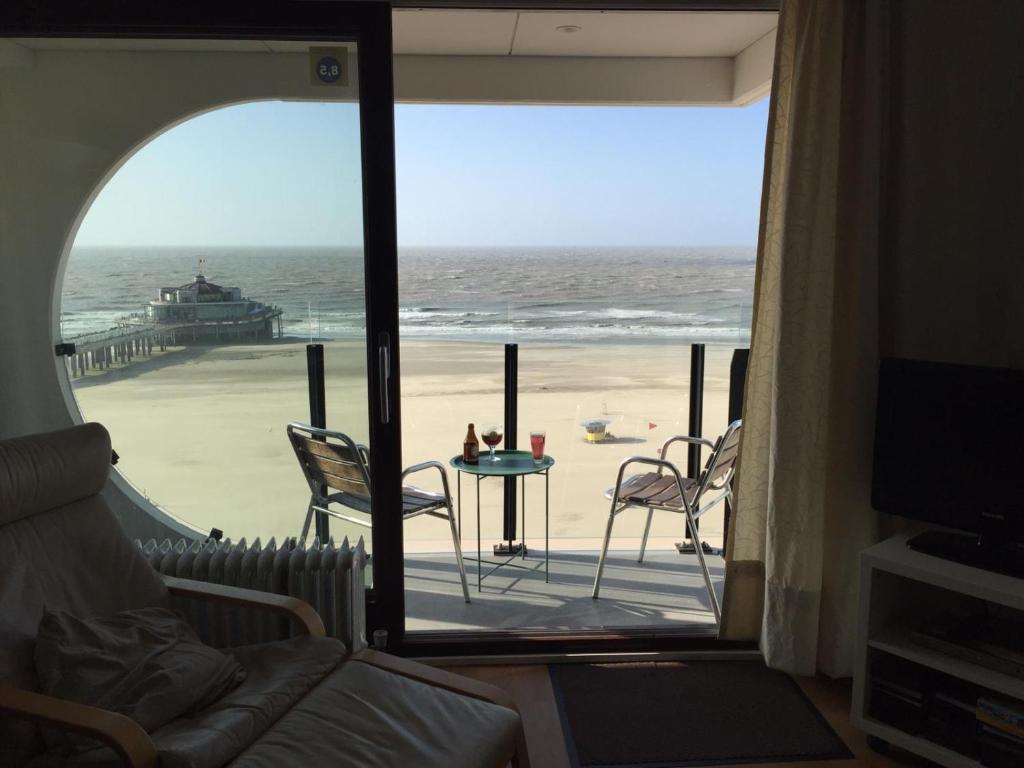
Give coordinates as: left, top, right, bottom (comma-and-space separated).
445, 664, 935, 768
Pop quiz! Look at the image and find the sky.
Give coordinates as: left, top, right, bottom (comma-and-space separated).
73, 99, 769, 248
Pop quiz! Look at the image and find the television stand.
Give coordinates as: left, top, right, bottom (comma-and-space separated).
852, 533, 1024, 768
907, 530, 1024, 579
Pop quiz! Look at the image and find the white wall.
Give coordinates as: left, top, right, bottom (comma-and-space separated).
0, 43, 359, 538
394, 54, 735, 105
731, 28, 775, 104
879, 1, 1024, 369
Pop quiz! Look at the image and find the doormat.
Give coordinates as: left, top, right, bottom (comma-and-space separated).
549, 661, 852, 767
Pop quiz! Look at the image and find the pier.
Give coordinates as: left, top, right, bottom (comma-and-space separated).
64, 314, 286, 379
62, 324, 184, 379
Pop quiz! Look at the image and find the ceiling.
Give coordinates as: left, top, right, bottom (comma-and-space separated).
11, 9, 777, 59
392, 10, 777, 57
5, 9, 777, 105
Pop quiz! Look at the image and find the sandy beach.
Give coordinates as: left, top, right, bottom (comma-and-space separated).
73, 340, 736, 554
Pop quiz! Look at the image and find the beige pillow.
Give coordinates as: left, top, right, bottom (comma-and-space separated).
34, 606, 245, 752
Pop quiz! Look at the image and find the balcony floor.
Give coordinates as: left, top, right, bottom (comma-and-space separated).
404, 548, 724, 633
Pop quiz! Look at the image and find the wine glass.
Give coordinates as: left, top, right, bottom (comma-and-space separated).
482, 425, 503, 462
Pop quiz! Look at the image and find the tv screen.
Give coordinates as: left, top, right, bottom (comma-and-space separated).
872, 358, 1024, 543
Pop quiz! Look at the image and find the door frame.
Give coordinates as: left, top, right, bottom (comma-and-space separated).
1, 0, 406, 646
4, 0, 764, 659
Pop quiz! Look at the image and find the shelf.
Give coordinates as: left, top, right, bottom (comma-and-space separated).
855, 715, 978, 768
855, 535, 1024, 768
862, 534, 1024, 610
869, 628, 1024, 700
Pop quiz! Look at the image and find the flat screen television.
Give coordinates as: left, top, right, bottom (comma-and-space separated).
872, 357, 1024, 576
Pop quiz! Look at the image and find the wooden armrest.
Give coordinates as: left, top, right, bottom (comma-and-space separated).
0, 685, 157, 768
162, 575, 325, 637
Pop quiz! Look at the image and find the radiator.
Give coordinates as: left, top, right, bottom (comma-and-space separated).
137, 535, 367, 651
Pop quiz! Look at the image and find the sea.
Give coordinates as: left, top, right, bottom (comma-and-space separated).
60, 246, 754, 346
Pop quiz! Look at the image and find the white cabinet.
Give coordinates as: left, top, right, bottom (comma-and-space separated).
851, 533, 1024, 768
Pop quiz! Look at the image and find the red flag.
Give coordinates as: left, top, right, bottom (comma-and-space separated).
648, 422, 657, 430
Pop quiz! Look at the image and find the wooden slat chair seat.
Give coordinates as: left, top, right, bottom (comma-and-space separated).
321, 488, 450, 517
592, 419, 743, 627
609, 472, 700, 509
287, 423, 470, 602
401, 487, 449, 516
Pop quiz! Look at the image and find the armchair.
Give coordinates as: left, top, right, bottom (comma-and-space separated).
0, 424, 526, 767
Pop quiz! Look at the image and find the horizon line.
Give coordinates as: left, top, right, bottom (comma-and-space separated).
72, 242, 759, 250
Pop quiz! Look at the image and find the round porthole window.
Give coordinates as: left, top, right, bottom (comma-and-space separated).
59, 101, 369, 542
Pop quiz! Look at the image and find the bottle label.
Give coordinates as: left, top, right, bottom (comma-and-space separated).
464, 442, 479, 463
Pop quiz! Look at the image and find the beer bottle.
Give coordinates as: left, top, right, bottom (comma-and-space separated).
463, 423, 480, 464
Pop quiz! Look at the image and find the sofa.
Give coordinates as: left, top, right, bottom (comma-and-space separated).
0, 423, 528, 767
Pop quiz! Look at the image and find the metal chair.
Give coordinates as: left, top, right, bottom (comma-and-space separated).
591, 419, 742, 625
287, 422, 470, 603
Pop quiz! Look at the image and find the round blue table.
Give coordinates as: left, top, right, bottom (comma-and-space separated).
450, 450, 554, 590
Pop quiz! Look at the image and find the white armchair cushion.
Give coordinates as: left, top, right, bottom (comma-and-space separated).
230, 660, 521, 768
34, 607, 245, 752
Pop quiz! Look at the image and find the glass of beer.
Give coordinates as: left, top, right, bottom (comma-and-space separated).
530, 431, 546, 463
482, 425, 503, 462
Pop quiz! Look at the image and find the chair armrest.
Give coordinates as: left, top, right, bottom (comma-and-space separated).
162, 575, 325, 637
659, 434, 716, 462
0, 685, 157, 768
401, 460, 452, 499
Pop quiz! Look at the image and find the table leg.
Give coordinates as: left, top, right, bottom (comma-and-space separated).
476, 475, 482, 592
522, 474, 527, 560
545, 469, 550, 583
457, 471, 462, 544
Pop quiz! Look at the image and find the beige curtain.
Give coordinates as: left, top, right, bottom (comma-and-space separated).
720, 0, 888, 677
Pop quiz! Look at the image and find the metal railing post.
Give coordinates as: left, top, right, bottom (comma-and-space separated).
307, 343, 329, 541
684, 343, 705, 545
501, 343, 519, 553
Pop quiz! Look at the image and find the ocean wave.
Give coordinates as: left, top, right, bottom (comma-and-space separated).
396, 322, 749, 342
399, 308, 501, 321
61, 246, 755, 344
